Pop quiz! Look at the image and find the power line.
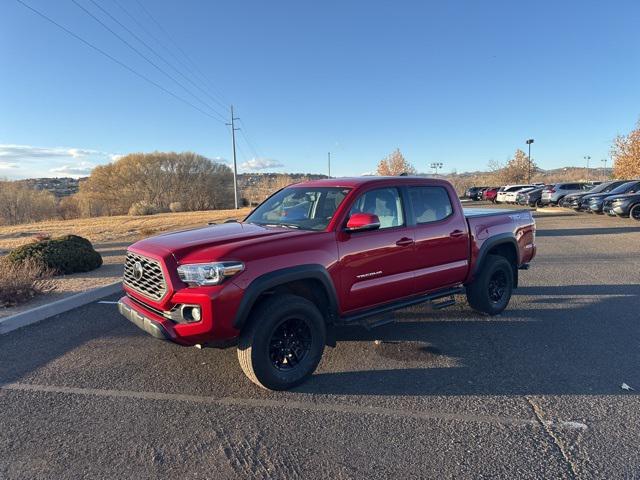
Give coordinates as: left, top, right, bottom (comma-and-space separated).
14, 0, 224, 123
108, 0, 230, 113
70, 0, 227, 123
238, 119, 262, 159
132, 0, 231, 108
123, 1, 268, 170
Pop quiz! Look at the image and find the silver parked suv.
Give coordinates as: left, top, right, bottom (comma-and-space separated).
541, 182, 589, 206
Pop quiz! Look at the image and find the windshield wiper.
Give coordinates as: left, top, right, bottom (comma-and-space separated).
262, 223, 300, 229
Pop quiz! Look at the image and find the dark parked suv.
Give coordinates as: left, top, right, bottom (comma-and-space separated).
540, 182, 589, 206
566, 180, 629, 210
517, 186, 546, 207
584, 181, 640, 213
603, 191, 640, 219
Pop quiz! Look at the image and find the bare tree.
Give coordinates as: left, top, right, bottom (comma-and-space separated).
0, 181, 58, 225
77, 152, 234, 216
611, 119, 640, 179
376, 149, 417, 176
501, 149, 537, 184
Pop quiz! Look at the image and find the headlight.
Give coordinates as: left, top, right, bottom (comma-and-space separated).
177, 261, 244, 286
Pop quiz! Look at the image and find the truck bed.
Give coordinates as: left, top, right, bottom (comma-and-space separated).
463, 208, 530, 218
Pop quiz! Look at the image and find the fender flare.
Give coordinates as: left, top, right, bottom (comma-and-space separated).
472, 233, 519, 286
233, 264, 339, 330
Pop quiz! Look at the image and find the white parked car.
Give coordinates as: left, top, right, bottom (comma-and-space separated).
496, 184, 536, 203
503, 186, 536, 204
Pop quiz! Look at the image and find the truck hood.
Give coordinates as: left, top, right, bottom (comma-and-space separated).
130, 222, 313, 262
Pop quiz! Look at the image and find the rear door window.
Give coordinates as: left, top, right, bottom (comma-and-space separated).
408, 186, 454, 224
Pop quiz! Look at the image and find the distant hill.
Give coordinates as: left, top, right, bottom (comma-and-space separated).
16, 177, 86, 197
238, 172, 328, 188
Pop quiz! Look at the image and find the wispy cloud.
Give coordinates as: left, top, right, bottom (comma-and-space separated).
50, 162, 96, 176
240, 157, 284, 171
0, 144, 121, 178
0, 144, 103, 160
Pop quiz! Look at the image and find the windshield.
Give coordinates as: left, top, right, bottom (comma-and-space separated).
607, 181, 639, 195
589, 181, 623, 194
246, 186, 351, 231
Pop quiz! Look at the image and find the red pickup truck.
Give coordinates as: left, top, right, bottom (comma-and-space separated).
118, 177, 536, 390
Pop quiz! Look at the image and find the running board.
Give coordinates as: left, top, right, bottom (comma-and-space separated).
336, 286, 464, 328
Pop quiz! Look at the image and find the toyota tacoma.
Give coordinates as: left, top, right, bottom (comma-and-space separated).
118, 177, 536, 390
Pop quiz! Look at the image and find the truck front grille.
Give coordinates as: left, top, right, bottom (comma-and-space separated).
123, 252, 167, 301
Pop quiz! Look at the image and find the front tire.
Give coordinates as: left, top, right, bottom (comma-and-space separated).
466, 255, 514, 315
237, 294, 326, 390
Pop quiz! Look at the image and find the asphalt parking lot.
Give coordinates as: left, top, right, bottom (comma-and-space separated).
1, 211, 639, 479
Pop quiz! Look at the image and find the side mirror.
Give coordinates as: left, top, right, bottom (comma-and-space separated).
346, 213, 380, 232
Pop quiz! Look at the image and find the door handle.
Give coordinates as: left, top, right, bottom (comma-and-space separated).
450, 230, 465, 238
395, 237, 414, 247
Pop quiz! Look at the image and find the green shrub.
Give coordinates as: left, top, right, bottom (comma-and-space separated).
7, 234, 103, 275
128, 201, 158, 216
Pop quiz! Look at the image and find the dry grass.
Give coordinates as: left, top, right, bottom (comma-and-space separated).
0, 258, 55, 308
0, 208, 251, 253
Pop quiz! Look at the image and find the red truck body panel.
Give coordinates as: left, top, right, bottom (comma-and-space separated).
120, 177, 536, 346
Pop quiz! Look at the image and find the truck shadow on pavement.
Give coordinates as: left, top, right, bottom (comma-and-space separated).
298, 283, 640, 396
536, 226, 640, 237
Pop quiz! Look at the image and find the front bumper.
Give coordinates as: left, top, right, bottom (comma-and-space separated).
118, 297, 172, 341
588, 202, 604, 213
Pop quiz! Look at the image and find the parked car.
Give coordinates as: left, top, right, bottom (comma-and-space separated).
483, 187, 500, 203
464, 186, 484, 200
495, 184, 535, 203
584, 181, 640, 213
540, 182, 590, 206
518, 186, 547, 207
473, 187, 490, 201
118, 176, 536, 390
565, 180, 629, 210
603, 191, 640, 219
504, 187, 535, 204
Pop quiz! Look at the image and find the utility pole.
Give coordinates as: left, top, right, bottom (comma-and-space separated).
601, 158, 608, 179
327, 152, 331, 178
526, 139, 534, 183
584, 155, 591, 182
226, 105, 240, 209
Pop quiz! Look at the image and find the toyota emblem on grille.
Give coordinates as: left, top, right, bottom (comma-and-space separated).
133, 261, 144, 281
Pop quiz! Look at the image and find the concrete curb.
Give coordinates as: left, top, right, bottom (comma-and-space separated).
535, 207, 578, 215
0, 282, 122, 335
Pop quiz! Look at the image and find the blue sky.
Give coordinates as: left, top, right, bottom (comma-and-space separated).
1, 0, 639, 179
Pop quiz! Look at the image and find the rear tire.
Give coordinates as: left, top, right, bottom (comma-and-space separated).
466, 255, 514, 315
237, 294, 326, 390
630, 204, 640, 221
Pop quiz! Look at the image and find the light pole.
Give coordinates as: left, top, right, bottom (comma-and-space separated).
601, 158, 608, 179
525, 139, 534, 183
584, 155, 591, 182
430, 162, 443, 176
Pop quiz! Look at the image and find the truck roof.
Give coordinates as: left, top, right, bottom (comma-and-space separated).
293, 176, 450, 188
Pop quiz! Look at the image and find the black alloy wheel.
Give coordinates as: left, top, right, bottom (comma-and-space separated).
488, 269, 508, 304
268, 317, 312, 370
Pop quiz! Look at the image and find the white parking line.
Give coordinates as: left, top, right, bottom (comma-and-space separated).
96, 301, 119, 304
0, 382, 587, 431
